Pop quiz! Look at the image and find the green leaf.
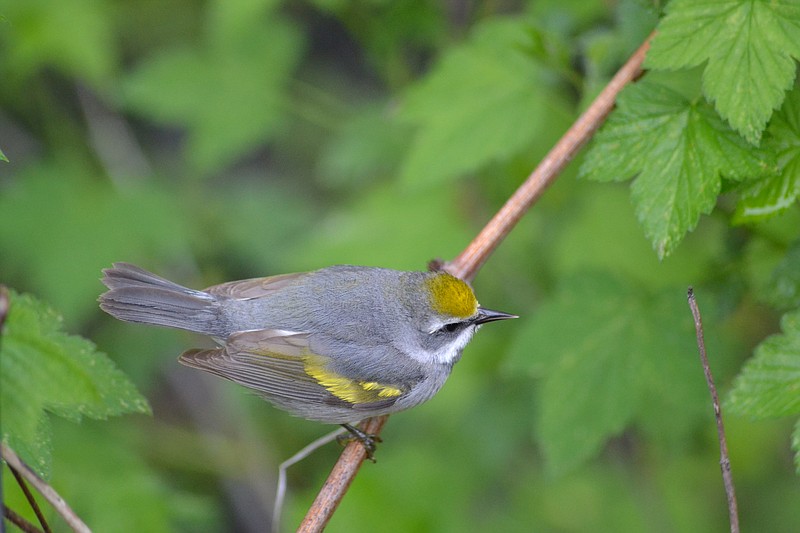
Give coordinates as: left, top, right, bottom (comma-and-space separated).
0, 0, 117, 87
289, 181, 473, 271
0, 147, 7, 162
399, 17, 566, 188
735, 171, 800, 223
122, 3, 303, 175
646, 0, 800, 144
504, 272, 708, 475
318, 103, 413, 190
580, 79, 772, 258
549, 183, 728, 290
0, 291, 150, 476
734, 85, 800, 223
727, 309, 800, 419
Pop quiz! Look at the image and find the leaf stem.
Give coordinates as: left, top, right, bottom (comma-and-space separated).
687, 287, 740, 533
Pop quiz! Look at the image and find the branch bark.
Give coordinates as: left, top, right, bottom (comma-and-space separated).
298, 32, 654, 532
297, 416, 387, 532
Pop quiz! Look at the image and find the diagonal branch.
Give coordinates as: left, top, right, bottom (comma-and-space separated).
446, 33, 654, 283
297, 416, 387, 531
298, 32, 655, 533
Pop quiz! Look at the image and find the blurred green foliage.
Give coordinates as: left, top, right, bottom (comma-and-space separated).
1, 0, 799, 531
1, 290, 150, 476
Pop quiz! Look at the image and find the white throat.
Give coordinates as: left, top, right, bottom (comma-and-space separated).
431, 326, 478, 365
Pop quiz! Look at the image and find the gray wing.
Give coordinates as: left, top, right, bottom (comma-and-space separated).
178, 328, 404, 423
204, 273, 305, 300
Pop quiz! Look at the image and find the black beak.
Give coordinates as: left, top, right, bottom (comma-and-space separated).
474, 307, 518, 325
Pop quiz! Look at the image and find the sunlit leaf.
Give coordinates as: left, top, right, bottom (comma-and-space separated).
647, 0, 800, 144
734, 86, 800, 223
580, 79, 772, 258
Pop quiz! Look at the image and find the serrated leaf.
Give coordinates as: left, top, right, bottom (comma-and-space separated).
504, 272, 707, 475
0, 291, 150, 476
399, 17, 565, 188
727, 309, 800, 419
122, 4, 302, 175
734, 85, 800, 223
646, 0, 800, 144
580, 79, 772, 258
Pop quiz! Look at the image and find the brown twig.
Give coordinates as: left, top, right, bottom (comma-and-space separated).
687, 288, 739, 533
299, 32, 654, 531
3, 505, 44, 533
1, 444, 91, 533
9, 465, 52, 532
0, 285, 9, 333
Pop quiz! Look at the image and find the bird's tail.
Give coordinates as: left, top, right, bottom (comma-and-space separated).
99, 263, 224, 336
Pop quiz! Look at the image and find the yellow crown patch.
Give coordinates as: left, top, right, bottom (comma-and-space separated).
425, 273, 477, 319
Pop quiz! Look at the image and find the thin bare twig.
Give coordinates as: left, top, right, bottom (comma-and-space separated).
3, 505, 44, 533
0, 444, 91, 533
9, 466, 52, 532
273, 427, 347, 532
687, 288, 739, 533
299, 32, 655, 531
0, 285, 9, 333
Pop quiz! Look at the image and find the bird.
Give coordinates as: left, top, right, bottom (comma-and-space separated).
99, 262, 516, 456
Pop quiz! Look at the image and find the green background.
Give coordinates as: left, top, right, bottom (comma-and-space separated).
1, 0, 799, 531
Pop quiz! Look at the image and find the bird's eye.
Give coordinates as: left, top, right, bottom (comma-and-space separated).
442, 322, 460, 333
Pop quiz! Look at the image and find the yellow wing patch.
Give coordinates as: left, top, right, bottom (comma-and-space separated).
425, 272, 478, 319
304, 356, 403, 404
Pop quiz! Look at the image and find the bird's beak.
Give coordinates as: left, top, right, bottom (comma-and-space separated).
474, 307, 518, 325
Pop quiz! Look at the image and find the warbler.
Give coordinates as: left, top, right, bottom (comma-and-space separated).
99, 263, 515, 453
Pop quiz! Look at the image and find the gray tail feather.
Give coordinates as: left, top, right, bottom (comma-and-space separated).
99, 262, 223, 336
